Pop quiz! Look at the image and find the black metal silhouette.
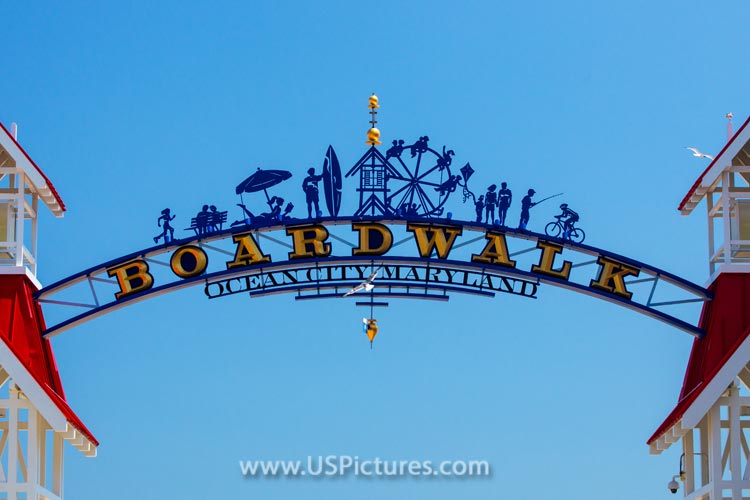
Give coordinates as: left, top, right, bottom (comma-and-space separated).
518, 189, 537, 230
533, 193, 564, 206
233, 168, 293, 226
484, 184, 497, 224
282, 202, 294, 219
302, 167, 324, 218
199, 205, 210, 233
186, 205, 228, 235
347, 134, 468, 219
545, 204, 585, 243
405, 203, 419, 216
155, 136, 579, 236
386, 137, 464, 218
460, 163, 476, 204
385, 140, 405, 160
498, 182, 512, 226
235, 168, 292, 202
545, 216, 586, 243
209, 205, 226, 231
436, 146, 454, 170
234, 196, 286, 226
346, 147, 401, 216
154, 208, 175, 244
410, 136, 430, 157
474, 195, 485, 223
434, 175, 463, 196
322, 145, 342, 217
195, 205, 211, 235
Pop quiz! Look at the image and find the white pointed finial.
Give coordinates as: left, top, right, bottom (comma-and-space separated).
727, 113, 734, 140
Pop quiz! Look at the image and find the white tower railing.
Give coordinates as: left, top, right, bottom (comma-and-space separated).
704, 167, 750, 275
680, 118, 750, 279
0, 165, 39, 274
0, 122, 94, 500
0, 123, 65, 283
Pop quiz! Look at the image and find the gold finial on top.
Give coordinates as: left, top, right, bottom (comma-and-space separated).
366, 93, 382, 146
367, 127, 381, 146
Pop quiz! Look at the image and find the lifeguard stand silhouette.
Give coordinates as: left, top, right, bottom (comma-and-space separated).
345, 94, 400, 217
346, 147, 400, 216
0, 122, 96, 500
649, 116, 750, 499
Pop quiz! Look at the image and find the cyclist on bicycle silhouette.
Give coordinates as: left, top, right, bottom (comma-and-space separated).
557, 203, 579, 237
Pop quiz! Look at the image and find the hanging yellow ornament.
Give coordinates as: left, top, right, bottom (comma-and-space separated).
363, 318, 379, 348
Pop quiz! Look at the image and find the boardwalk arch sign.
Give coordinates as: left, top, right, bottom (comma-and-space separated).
1, 98, 750, 499
37, 217, 709, 339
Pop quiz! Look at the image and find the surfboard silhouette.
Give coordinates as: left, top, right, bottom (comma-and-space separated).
322, 145, 342, 216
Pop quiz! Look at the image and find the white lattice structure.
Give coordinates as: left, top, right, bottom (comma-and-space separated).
682, 384, 750, 499
0, 373, 66, 499
680, 118, 750, 278
0, 122, 64, 282
0, 122, 96, 500
650, 117, 750, 499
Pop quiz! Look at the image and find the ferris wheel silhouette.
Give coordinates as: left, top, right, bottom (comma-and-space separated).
383, 136, 458, 217
346, 135, 467, 218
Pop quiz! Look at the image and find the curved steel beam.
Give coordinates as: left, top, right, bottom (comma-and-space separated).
35, 217, 711, 338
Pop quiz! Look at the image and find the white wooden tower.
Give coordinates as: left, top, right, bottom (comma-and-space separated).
649, 116, 750, 499
680, 117, 750, 279
0, 122, 97, 500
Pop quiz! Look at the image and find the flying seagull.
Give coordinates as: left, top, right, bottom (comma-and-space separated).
343, 268, 380, 297
686, 147, 714, 160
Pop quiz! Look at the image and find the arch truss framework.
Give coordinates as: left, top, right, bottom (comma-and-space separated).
34, 218, 710, 339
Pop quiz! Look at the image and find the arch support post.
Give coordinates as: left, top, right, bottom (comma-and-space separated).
0, 382, 65, 500
649, 273, 750, 499
0, 275, 97, 499
675, 382, 750, 500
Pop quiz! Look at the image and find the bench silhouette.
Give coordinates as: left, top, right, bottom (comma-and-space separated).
185, 211, 228, 235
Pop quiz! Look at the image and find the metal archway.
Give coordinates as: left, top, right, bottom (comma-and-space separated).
35, 217, 710, 338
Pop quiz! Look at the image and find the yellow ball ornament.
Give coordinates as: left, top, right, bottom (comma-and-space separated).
366, 127, 381, 146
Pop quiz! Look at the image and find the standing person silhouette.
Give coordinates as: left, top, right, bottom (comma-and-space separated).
154, 208, 176, 244
475, 195, 485, 223
484, 184, 497, 224
518, 189, 537, 230
497, 182, 512, 226
302, 167, 324, 218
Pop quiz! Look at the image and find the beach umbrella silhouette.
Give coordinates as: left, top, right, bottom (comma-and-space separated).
235, 168, 292, 203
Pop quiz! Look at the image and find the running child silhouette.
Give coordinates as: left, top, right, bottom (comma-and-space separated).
154, 208, 176, 244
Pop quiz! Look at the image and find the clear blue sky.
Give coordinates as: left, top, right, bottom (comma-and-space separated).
3, 1, 749, 498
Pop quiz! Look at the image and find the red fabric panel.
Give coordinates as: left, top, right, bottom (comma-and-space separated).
0, 275, 97, 446
648, 273, 750, 444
